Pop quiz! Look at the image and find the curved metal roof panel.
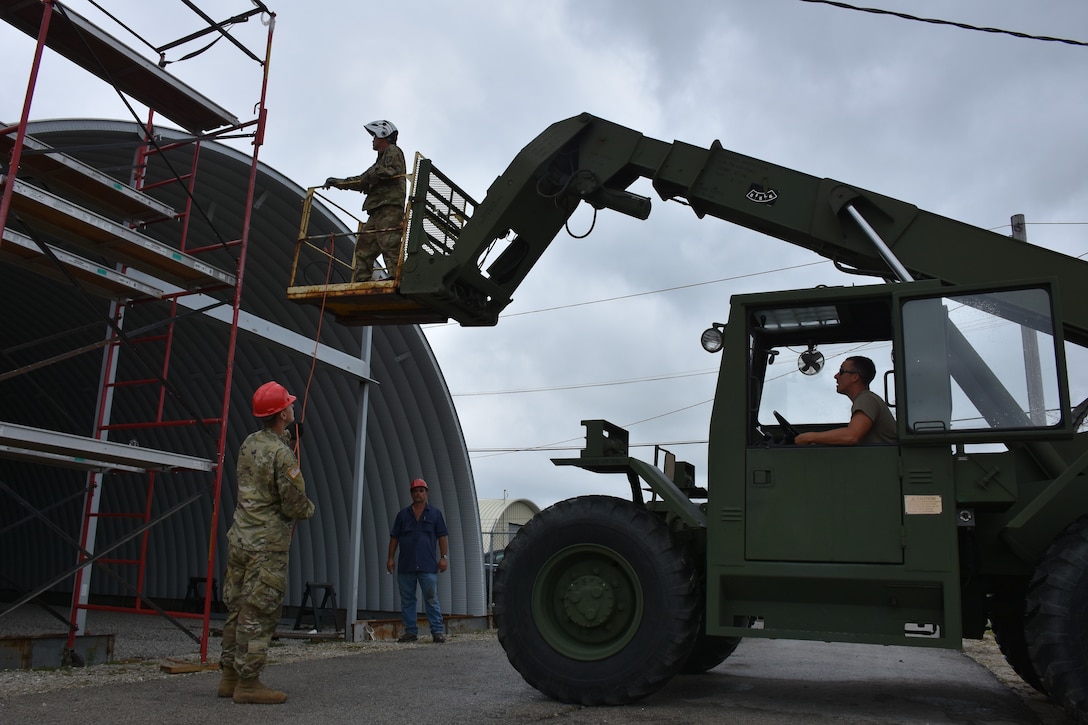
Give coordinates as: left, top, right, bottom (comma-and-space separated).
0, 119, 485, 620
478, 498, 541, 534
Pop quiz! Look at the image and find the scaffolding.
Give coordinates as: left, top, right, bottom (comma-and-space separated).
0, 0, 274, 663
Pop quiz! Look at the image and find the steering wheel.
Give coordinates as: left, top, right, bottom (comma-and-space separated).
773, 410, 800, 444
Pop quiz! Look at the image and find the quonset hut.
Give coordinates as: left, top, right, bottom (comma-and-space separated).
0, 116, 486, 637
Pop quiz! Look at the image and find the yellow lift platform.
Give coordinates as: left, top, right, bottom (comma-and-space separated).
287, 117, 632, 328
286, 155, 475, 326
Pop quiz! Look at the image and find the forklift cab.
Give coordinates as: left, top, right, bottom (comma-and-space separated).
740, 287, 903, 564
709, 280, 1072, 567
702, 279, 1072, 644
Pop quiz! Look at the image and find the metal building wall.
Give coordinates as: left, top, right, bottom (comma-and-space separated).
0, 119, 485, 620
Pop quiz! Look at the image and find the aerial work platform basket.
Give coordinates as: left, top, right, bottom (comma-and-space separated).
287, 156, 483, 326
288, 115, 640, 327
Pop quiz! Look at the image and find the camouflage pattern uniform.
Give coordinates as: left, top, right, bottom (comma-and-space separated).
221, 428, 315, 680
329, 143, 407, 281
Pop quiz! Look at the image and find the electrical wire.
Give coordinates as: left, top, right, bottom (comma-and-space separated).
452, 367, 718, 397
470, 395, 714, 459
417, 260, 829, 327
798, 0, 1088, 47
987, 221, 1088, 260
448, 218, 1086, 454
470, 439, 709, 454
429, 217, 1088, 325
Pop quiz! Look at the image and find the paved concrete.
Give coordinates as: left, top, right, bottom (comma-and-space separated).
0, 634, 1075, 724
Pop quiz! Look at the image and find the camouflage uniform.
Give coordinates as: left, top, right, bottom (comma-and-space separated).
221, 428, 315, 680
329, 143, 407, 281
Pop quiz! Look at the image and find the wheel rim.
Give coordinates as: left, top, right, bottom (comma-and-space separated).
531, 543, 644, 661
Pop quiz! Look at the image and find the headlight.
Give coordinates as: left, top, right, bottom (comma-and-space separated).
700, 325, 725, 353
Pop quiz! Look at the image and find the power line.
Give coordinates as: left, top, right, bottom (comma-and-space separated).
987, 221, 1088, 259
469, 439, 709, 454
619, 398, 713, 429
428, 220, 1088, 329
798, 0, 1088, 47
988, 221, 1088, 232
421, 261, 829, 329
499, 261, 826, 318
452, 368, 718, 397
448, 213, 1088, 454
469, 396, 715, 459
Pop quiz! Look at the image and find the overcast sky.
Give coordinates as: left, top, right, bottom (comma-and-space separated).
4, 1, 1087, 511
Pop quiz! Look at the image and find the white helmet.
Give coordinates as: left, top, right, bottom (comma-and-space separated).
364, 120, 397, 139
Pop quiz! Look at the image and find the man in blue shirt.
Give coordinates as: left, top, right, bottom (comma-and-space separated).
387, 478, 449, 642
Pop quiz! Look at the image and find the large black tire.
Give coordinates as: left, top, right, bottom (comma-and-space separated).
679, 567, 750, 675
989, 596, 1045, 693
1026, 518, 1088, 720
494, 495, 699, 705
679, 629, 743, 674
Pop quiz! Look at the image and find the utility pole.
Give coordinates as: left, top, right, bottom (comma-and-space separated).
1012, 214, 1047, 426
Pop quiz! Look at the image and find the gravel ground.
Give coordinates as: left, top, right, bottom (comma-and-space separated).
0, 605, 483, 697
0, 605, 1070, 722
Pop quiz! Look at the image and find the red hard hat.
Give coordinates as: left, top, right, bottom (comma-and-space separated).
252, 381, 296, 417
410, 478, 428, 490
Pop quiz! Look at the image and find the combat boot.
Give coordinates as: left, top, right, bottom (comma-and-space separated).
232, 676, 287, 705
217, 664, 238, 698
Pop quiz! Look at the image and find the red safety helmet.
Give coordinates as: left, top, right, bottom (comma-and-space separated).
409, 478, 428, 491
252, 381, 296, 417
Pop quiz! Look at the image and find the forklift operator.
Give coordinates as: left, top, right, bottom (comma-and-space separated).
794, 355, 897, 445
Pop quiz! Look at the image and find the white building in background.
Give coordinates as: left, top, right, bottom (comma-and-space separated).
478, 498, 541, 556
478, 497, 540, 608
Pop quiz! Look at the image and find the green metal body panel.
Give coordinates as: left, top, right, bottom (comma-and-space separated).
744, 446, 903, 564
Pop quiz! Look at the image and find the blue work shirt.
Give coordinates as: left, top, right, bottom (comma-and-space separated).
390, 503, 449, 573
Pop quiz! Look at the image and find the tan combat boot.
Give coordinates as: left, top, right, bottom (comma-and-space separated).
217, 664, 239, 698
232, 676, 288, 705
